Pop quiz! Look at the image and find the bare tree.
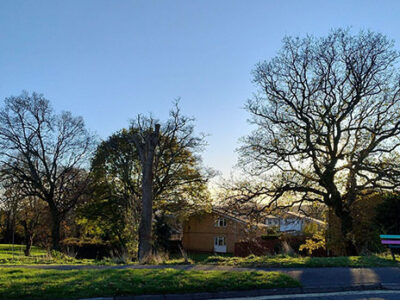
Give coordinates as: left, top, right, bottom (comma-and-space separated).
232, 29, 400, 254
0, 92, 96, 250
130, 102, 213, 262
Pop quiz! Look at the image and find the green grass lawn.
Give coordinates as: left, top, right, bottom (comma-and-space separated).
0, 244, 96, 265
0, 244, 47, 258
1, 244, 398, 268
0, 268, 299, 300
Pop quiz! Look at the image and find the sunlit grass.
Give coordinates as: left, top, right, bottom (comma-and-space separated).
0, 267, 300, 299
1, 244, 398, 268
0, 244, 46, 258
0, 244, 96, 265
194, 253, 400, 268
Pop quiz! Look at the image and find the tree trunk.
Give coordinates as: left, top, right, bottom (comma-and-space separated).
330, 192, 358, 256
135, 124, 160, 263
138, 152, 155, 263
22, 221, 33, 256
48, 204, 61, 251
51, 218, 61, 251
24, 234, 33, 256
339, 210, 358, 256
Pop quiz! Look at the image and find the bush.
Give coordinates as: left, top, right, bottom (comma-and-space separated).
203, 255, 233, 264
299, 223, 326, 256
327, 192, 385, 255
261, 233, 281, 240
60, 238, 120, 259
376, 193, 400, 234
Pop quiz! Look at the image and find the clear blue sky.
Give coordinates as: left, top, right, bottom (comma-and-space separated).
0, 0, 399, 176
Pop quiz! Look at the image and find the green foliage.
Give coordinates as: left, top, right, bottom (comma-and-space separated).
160, 257, 194, 265
79, 129, 142, 257
187, 252, 233, 263
376, 193, 400, 234
260, 227, 281, 240
153, 214, 172, 252
299, 233, 325, 255
80, 126, 212, 257
299, 223, 326, 255
0, 268, 299, 299
326, 193, 387, 255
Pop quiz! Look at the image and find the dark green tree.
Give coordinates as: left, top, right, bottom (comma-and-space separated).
83, 104, 214, 260
153, 214, 173, 253
79, 129, 141, 257
376, 193, 400, 234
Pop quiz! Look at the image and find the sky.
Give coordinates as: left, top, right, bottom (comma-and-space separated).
0, 0, 400, 177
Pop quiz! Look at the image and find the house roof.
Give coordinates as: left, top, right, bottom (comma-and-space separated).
211, 208, 268, 228
285, 211, 326, 226
211, 207, 326, 226
265, 214, 279, 219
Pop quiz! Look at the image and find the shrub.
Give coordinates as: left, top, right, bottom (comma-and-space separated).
60, 238, 120, 259
376, 193, 400, 234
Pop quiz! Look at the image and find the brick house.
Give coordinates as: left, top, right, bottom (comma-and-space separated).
182, 209, 267, 253
182, 208, 326, 254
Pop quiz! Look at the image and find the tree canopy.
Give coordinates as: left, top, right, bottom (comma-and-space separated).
82, 104, 213, 258
227, 29, 400, 254
0, 92, 96, 250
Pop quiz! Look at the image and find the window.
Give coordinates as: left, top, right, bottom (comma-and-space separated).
283, 218, 295, 224
215, 217, 227, 227
214, 236, 226, 246
266, 218, 278, 226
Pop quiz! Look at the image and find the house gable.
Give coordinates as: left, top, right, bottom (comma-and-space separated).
182, 210, 266, 253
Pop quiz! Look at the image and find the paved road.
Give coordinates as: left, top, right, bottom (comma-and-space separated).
265, 267, 400, 290
5, 264, 400, 290
220, 290, 400, 300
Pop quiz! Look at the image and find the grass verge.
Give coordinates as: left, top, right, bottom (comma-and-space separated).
198, 253, 400, 268
163, 252, 400, 268
0, 268, 299, 299
2, 244, 398, 268
0, 244, 96, 265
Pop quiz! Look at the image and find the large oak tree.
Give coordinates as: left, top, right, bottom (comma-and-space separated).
232, 29, 400, 254
0, 92, 95, 250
